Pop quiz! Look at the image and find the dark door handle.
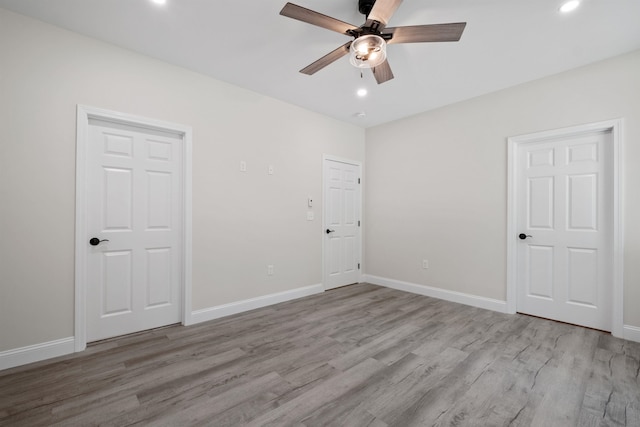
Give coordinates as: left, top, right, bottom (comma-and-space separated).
518, 233, 532, 240
326, 229, 335, 234
89, 237, 110, 246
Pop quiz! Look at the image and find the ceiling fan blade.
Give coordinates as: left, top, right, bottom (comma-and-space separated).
384, 22, 467, 44
280, 2, 359, 35
300, 42, 352, 75
367, 0, 403, 27
372, 59, 394, 84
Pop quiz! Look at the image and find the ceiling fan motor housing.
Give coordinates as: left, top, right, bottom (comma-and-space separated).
358, 0, 376, 16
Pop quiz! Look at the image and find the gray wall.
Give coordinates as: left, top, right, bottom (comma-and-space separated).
2, 5, 639, 357
0, 8, 365, 352
365, 49, 640, 327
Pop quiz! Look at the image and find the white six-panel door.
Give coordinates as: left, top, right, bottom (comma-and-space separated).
516, 130, 612, 331
86, 119, 183, 342
323, 158, 361, 290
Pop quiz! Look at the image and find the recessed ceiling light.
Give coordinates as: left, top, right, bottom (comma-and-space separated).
151, 0, 167, 5
355, 112, 366, 119
357, 88, 368, 97
559, 0, 580, 13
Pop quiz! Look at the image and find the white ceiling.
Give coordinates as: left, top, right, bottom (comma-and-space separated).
2, 0, 640, 128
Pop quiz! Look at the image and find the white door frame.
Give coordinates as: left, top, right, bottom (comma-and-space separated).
75, 105, 193, 351
322, 155, 363, 289
506, 119, 624, 338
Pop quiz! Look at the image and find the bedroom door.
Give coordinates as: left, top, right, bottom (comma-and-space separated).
515, 129, 613, 331
323, 157, 362, 290
85, 118, 184, 342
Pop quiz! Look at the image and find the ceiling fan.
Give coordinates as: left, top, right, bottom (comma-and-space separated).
280, 0, 466, 84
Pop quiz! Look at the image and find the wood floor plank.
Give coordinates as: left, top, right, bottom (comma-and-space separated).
329, 323, 421, 371
301, 352, 437, 426
1, 283, 639, 426
137, 371, 291, 426
245, 358, 387, 426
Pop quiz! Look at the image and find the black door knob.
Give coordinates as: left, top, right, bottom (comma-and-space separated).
326, 229, 335, 234
518, 233, 532, 240
89, 237, 109, 246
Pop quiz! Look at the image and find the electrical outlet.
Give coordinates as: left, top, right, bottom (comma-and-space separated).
422, 259, 429, 269
307, 211, 314, 221
267, 265, 274, 276
240, 161, 247, 172
268, 165, 274, 175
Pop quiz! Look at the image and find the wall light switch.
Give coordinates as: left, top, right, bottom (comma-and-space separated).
268, 165, 274, 175
308, 197, 313, 207
307, 211, 314, 221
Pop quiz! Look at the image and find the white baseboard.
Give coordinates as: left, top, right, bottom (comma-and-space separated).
189, 283, 324, 325
0, 337, 75, 371
623, 325, 640, 343
363, 274, 509, 314
0, 284, 323, 371
4, 283, 634, 372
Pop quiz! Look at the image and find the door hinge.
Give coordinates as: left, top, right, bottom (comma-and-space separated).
358, 263, 360, 270
358, 220, 360, 227
358, 178, 361, 184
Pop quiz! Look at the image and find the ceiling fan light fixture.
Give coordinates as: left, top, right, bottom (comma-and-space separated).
349, 34, 387, 69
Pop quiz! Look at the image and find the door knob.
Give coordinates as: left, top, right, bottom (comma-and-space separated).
518, 233, 532, 240
326, 229, 335, 234
89, 237, 110, 246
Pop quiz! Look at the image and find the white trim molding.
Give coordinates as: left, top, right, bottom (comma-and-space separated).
623, 325, 640, 343
190, 284, 324, 325
75, 105, 193, 351
363, 275, 509, 313
0, 337, 75, 371
506, 119, 624, 337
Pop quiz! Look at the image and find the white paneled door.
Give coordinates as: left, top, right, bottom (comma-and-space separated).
516, 130, 613, 331
323, 158, 361, 290
86, 119, 183, 342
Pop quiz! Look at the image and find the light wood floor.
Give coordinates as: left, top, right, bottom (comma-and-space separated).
1, 283, 639, 426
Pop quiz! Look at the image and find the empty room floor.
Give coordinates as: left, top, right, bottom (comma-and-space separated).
1, 283, 638, 426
